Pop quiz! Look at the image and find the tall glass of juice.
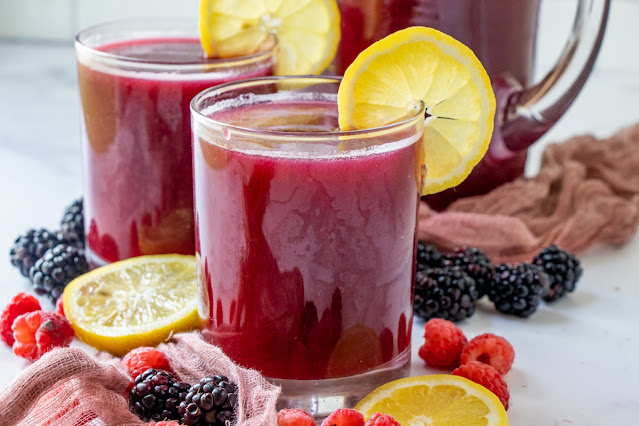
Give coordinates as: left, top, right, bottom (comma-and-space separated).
75, 20, 276, 266
191, 76, 424, 416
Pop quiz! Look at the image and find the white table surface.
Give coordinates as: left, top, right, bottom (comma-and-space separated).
1, 1, 639, 425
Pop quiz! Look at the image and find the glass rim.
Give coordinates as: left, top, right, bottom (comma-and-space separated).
190, 75, 426, 141
74, 18, 278, 70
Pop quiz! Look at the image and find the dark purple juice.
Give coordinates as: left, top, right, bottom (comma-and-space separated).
336, 0, 539, 85
194, 101, 421, 380
77, 37, 274, 263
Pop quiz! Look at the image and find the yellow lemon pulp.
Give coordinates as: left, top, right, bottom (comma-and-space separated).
326, 324, 384, 379
63, 255, 198, 356
338, 26, 496, 195
199, 0, 341, 75
355, 375, 509, 426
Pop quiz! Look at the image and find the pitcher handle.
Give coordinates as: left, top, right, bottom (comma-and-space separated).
501, 0, 611, 152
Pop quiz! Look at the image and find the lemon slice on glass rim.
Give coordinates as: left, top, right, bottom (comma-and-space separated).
63, 254, 198, 356
355, 374, 509, 425
338, 26, 496, 195
199, 0, 341, 75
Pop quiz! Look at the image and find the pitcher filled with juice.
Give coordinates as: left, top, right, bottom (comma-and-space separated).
335, 0, 610, 207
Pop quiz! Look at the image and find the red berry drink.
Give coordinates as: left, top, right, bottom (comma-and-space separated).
191, 77, 424, 416
75, 21, 276, 265
335, 0, 539, 85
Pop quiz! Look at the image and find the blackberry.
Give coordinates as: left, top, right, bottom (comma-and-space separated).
179, 375, 238, 426
414, 267, 479, 322
9, 229, 81, 277
60, 198, 85, 245
29, 244, 89, 302
416, 241, 444, 272
488, 263, 550, 318
128, 369, 190, 422
533, 245, 583, 302
442, 246, 494, 298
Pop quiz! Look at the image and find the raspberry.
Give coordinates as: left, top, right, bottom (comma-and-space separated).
11, 311, 74, 362
453, 361, 510, 410
1, 293, 41, 346
277, 408, 315, 426
55, 296, 65, 317
418, 318, 468, 369
321, 408, 365, 426
364, 413, 401, 426
122, 347, 172, 380
461, 333, 515, 375
149, 422, 181, 426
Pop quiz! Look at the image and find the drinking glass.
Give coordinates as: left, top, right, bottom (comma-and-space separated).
76, 19, 277, 266
191, 76, 424, 416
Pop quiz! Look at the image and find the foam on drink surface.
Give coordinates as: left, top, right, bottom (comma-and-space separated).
77, 38, 272, 82
99, 38, 211, 63
202, 94, 421, 159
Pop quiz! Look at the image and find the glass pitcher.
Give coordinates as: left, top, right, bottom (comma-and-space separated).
334, 0, 611, 209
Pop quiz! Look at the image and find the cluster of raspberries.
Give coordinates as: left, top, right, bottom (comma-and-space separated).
414, 242, 583, 320
9, 198, 88, 302
277, 408, 399, 426
418, 318, 514, 410
0, 292, 73, 361
274, 318, 517, 423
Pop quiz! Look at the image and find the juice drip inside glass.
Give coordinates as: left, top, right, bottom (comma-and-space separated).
195, 101, 420, 380
78, 38, 273, 263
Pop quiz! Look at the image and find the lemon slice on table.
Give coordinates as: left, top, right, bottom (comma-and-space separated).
338, 26, 496, 195
355, 375, 509, 425
63, 255, 198, 356
199, 0, 341, 75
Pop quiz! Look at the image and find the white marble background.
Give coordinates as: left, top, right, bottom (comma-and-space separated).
1, 1, 639, 425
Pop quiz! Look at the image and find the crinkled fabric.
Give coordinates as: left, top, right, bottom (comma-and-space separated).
0, 332, 280, 426
419, 123, 639, 262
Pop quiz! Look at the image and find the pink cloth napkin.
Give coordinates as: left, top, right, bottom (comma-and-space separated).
0, 333, 280, 426
418, 123, 639, 263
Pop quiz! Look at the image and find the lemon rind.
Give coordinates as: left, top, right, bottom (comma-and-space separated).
337, 26, 496, 195
354, 374, 508, 425
63, 255, 198, 356
199, 0, 341, 76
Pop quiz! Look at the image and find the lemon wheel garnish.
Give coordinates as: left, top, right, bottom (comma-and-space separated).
199, 0, 341, 75
63, 255, 198, 356
338, 26, 496, 195
355, 375, 509, 425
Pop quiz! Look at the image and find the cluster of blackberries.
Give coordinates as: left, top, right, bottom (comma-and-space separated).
414, 242, 582, 320
129, 369, 238, 425
9, 199, 88, 302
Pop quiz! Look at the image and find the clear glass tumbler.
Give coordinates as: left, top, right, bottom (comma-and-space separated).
191, 76, 424, 417
75, 19, 276, 266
